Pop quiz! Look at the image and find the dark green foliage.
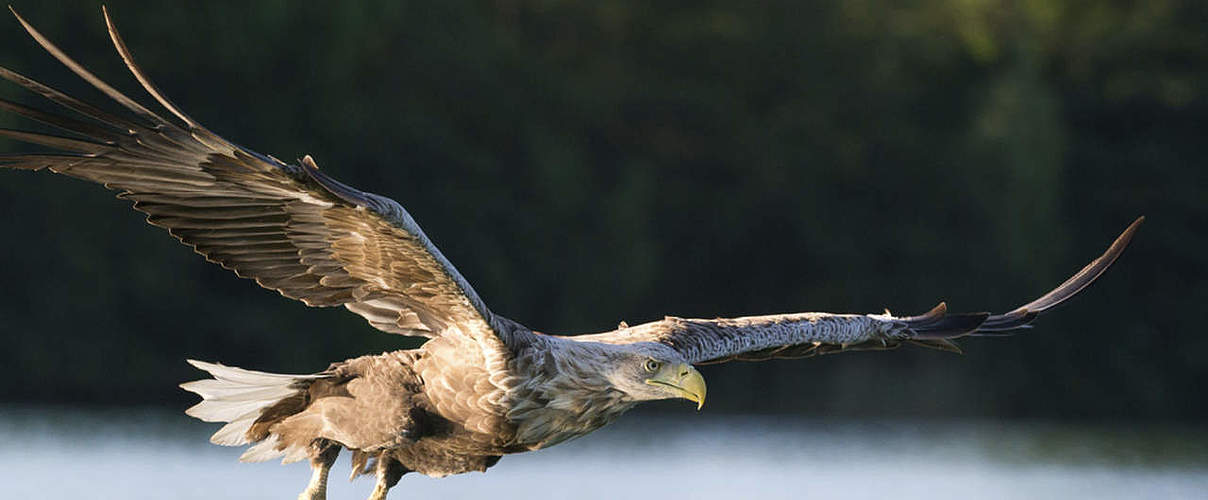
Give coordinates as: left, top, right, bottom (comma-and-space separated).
0, 1, 1202, 420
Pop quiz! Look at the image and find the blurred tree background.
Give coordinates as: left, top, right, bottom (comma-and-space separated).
0, 1, 1202, 421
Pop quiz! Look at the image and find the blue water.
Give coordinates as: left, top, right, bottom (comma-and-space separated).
1, 407, 1205, 499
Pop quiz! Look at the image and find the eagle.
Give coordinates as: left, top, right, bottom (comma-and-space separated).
0, 8, 1142, 500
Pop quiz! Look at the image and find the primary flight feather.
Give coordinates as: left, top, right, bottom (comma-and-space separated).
0, 8, 1142, 500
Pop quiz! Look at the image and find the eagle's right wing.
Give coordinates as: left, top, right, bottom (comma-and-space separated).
575, 217, 1143, 364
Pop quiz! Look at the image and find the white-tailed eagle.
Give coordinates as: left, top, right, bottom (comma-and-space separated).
0, 8, 1142, 500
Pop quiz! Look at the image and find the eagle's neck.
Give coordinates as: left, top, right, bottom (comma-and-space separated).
505, 337, 637, 449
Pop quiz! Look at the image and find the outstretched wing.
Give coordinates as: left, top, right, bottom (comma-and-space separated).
576, 217, 1143, 364
0, 8, 516, 344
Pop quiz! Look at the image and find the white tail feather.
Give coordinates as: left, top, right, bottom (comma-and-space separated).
186, 398, 276, 424
179, 379, 298, 401
281, 444, 312, 464
240, 435, 285, 462
181, 359, 325, 449
211, 414, 261, 446
186, 359, 322, 384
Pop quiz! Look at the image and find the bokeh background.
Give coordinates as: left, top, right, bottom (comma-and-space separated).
0, 3, 1204, 496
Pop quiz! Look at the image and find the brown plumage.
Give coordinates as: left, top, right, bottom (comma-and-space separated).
0, 8, 1142, 500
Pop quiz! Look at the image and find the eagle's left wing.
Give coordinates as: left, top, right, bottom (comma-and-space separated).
576, 217, 1142, 364
0, 8, 523, 348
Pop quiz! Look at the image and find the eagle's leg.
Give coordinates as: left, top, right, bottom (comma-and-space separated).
298, 439, 340, 500
366, 453, 405, 500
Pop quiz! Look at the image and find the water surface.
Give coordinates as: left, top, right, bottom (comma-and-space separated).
2, 407, 1204, 499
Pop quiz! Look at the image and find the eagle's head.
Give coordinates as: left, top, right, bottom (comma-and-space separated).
604, 342, 707, 409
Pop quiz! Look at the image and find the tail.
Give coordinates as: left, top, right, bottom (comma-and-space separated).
180, 360, 327, 463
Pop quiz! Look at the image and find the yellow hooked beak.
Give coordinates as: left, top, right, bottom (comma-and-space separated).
645, 363, 707, 410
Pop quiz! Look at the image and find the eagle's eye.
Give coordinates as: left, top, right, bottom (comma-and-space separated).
644, 359, 661, 372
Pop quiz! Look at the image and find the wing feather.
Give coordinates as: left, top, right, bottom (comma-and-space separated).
576, 218, 1142, 364
0, 8, 520, 346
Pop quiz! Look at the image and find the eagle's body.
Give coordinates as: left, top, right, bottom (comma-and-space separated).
0, 8, 1142, 500
206, 323, 647, 481
247, 349, 511, 479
